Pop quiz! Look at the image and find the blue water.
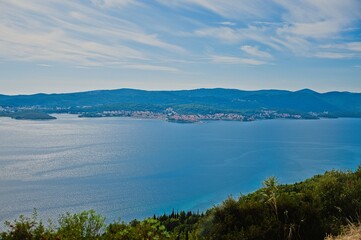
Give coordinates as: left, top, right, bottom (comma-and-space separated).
0, 114, 360, 223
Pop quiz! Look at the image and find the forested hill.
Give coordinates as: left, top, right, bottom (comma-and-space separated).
1, 88, 361, 116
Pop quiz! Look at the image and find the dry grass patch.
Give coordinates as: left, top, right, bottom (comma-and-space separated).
325, 222, 361, 240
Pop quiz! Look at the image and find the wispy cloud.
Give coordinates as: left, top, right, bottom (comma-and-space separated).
121, 64, 180, 72
187, 0, 361, 60
219, 22, 236, 26
321, 42, 361, 52
314, 42, 361, 59
37, 64, 52, 67
157, 0, 273, 20
313, 52, 354, 59
346, 42, 361, 52
193, 25, 296, 52
194, 27, 241, 43
0, 0, 184, 70
90, 0, 136, 8
240, 45, 273, 59
210, 55, 267, 65
275, 0, 361, 39
174, 0, 361, 39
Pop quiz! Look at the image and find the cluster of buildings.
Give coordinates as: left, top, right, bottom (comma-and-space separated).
84, 108, 309, 123
167, 113, 246, 123
102, 110, 164, 119
80, 110, 165, 119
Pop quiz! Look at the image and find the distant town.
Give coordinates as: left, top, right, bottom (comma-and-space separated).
78, 108, 314, 123
0, 105, 335, 123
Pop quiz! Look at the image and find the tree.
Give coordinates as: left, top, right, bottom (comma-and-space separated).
57, 210, 105, 240
261, 176, 279, 219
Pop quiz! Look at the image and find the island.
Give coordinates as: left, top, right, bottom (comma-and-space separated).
0, 110, 56, 120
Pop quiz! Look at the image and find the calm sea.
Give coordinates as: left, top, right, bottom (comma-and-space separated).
0, 114, 360, 223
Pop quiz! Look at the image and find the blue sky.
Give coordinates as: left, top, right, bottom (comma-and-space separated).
0, 0, 361, 94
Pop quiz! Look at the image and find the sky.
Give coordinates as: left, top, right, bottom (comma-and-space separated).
0, 0, 361, 94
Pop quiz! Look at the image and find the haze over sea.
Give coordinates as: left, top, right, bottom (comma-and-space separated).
0, 115, 361, 222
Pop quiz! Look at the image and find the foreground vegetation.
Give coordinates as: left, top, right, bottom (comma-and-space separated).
1, 167, 361, 240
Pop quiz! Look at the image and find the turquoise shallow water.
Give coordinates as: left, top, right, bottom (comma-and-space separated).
0, 114, 360, 222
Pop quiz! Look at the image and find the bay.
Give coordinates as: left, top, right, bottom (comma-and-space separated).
0, 114, 360, 222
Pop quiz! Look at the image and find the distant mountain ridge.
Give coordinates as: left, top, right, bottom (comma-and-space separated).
1, 88, 361, 118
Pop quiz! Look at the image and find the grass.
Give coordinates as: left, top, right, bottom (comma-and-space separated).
325, 221, 361, 240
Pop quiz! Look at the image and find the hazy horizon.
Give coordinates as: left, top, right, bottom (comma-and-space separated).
1, 86, 361, 96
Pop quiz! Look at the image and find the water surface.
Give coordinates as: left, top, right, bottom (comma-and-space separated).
0, 115, 360, 222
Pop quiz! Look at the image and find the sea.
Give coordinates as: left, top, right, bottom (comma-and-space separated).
0, 114, 360, 223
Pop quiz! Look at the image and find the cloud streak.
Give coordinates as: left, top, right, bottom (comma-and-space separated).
240, 45, 273, 59
90, 0, 136, 8
156, 0, 274, 20
186, 0, 361, 60
210, 55, 267, 65
0, 0, 184, 70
